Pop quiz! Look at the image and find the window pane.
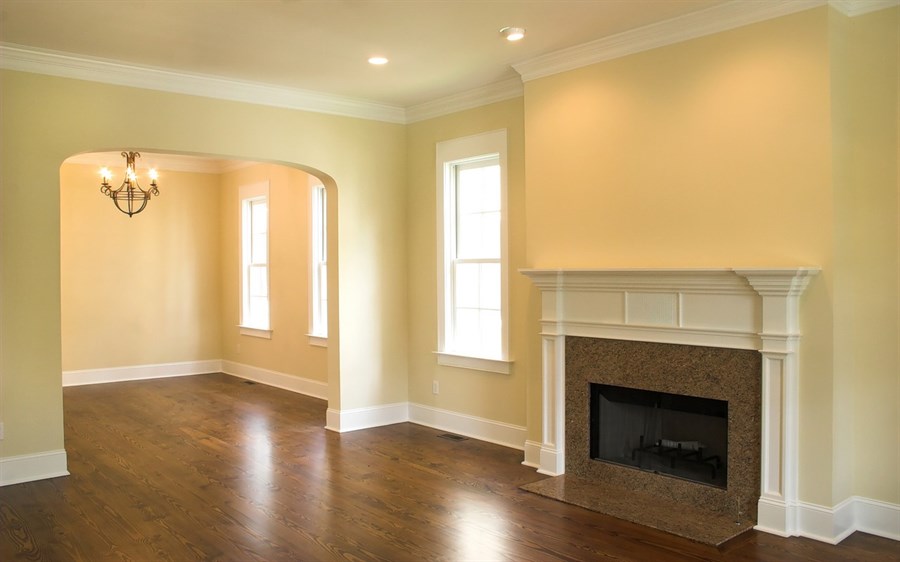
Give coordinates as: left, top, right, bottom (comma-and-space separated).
453, 308, 479, 355
479, 262, 500, 310
458, 211, 501, 259
455, 161, 500, 260
249, 265, 267, 298
248, 297, 269, 328
457, 164, 499, 214
251, 201, 268, 233
454, 262, 480, 309
251, 236, 267, 265
479, 310, 502, 358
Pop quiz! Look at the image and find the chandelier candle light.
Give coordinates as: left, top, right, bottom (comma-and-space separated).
99, 151, 160, 217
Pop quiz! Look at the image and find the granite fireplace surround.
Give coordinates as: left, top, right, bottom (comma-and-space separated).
520, 268, 818, 545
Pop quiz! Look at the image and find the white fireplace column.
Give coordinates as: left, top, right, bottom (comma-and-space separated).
736, 269, 817, 536
521, 267, 819, 538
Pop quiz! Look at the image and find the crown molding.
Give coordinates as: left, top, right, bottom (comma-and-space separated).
512, 0, 826, 82
4, 0, 892, 124
65, 151, 255, 174
0, 43, 407, 124
406, 77, 524, 123
829, 0, 900, 16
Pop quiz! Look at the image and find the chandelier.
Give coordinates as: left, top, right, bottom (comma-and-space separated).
99, 151, 160, 217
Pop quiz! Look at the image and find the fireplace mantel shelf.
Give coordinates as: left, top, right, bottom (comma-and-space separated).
521, 266, 820, 539
521, 267, 819, 293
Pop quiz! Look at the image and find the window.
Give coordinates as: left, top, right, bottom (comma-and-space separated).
309, 184, 328, 345
240, 182, 271, 338
436, 130, 510, 374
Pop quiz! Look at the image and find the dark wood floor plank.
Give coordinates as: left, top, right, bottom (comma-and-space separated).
2, 373, 897, 562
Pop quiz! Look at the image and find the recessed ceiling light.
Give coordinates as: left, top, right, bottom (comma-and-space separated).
368, 56, 389, 65
500, 27, 525, 42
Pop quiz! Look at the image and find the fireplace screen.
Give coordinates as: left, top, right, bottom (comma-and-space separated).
590, 383, 728, 488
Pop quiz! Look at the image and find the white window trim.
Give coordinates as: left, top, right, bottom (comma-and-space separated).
239, 181, 272, 337
239, 326, 273, 339
308, 181, 328, 347
436, 129, 512, 374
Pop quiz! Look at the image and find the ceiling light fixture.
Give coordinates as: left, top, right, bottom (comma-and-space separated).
500, 27, 526, 42
99, 151, 160, 217
368, 56, 389, 65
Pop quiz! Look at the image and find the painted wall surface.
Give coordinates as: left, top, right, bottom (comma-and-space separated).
521, 9, 841, 505
406, 99, 528, 427
60, 162, 223, 371
830, 7, 899, 504
0, 70, 407, 461
219, 163, 328, 384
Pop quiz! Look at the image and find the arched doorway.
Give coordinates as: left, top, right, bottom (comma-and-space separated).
59, 150, 338, 406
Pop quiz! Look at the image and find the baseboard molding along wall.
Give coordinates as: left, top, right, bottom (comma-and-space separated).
63, 359, 224, 386
796, 497, 900, 544
522, 440, 543, 469
325, 403, 410, 433
221, 360, 328, 400
408, 403, 526, 451
0, 450, 69, 487
62, 359, 329, 401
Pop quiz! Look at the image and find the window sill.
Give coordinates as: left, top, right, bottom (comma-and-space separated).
239, 326, 273, 339
435, 352, 513, 375
308, 334, 328, 348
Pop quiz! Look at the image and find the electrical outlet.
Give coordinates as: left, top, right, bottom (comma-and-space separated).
0, 421, 4, 440
432, 381, 439, 395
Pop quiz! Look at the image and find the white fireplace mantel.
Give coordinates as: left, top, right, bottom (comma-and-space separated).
520, 267, 819, 538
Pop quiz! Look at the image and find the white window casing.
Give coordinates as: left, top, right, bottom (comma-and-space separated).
239, 181, 272, 338
436, 129, 512, 374
308, 183, 328, 346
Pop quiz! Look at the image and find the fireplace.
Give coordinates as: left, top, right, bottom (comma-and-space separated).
590, 383, 728, 488
520, 268, 818, 542
564, 336, 760, 540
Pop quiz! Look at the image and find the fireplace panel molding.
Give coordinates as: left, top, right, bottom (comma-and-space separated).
521, 267, 819, 538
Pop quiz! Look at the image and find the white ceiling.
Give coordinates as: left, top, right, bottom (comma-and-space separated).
1, 0, 725, 109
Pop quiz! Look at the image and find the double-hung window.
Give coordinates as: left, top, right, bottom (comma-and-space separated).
240, 182, 271, 338
309, 184, 328, 345
436, 130, 510, 374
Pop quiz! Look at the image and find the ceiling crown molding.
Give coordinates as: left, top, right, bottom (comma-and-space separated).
406, 77, 524, 123
65, 151, 255, 174
0, 43, 407, 124
512, 0, 826, 82
829, 0, 900, 16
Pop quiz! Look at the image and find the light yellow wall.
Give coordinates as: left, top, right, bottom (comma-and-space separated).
0, 70, 406, 461
219, 163, 328, 383
521, 8, 840, 505
60, 162, 223, 371
406, 99, 527, 426
830, 6, 899, 504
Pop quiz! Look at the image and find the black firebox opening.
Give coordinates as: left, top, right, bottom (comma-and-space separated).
590, 383, 728, 488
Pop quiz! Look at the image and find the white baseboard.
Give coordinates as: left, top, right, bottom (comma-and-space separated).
409, 402, 526, 451
853, 497, 900, 542
63, 359, 329, 402
796, 499, 855, 544
221, 360, 328, 400
793, 497, 900, 544
63, 360, 223, 386
325, 403, 409, 433
0, 449, 69, 486
522, 440, 542, 468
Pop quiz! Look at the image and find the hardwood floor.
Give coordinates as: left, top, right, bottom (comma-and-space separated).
1, 374, 897, 561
